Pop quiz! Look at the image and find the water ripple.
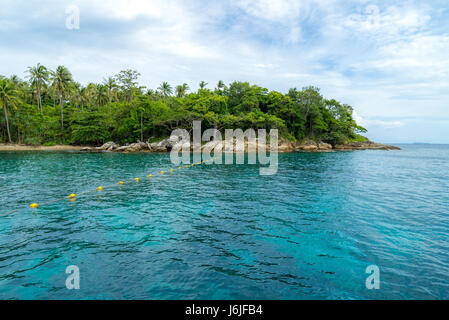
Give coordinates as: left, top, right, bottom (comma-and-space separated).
0, 146, 449, 299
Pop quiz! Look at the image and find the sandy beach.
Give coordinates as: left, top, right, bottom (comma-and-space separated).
0, 144, 84, 151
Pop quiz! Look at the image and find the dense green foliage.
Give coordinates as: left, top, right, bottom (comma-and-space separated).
0, 65, 366, 146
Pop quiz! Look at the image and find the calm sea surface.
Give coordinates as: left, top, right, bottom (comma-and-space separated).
0, 145, 448, 299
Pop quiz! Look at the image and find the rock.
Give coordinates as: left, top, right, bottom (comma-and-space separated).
223, 139, 235, 153
334, 141, 400, 151
202, 140, 223, 153
248, 139, 265, 152
80, 147, 93, 152
301, 145, 318, 151
172, 141, 191, 152
297, 141, 319, 151
115, 145, 131, 152
107, 136, 399, 154
97, 141, 118, 151
318, 142, 332, 150
277, 141, 294, 152
125, 143, 144, 152
150, 141, 168, 152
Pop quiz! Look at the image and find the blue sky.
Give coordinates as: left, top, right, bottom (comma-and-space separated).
1, 0, 449, 143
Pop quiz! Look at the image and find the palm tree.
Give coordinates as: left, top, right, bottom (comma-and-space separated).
50, 66, 73, 132
175, 83, 189, 98
26, 63, 49, 114
0, 78, 19, 143
158, 82, 172, 99
199, 81, 208, 90
9, 75, 21, 86
69, 82, 82, 110
80, 86, 89, 112
217, 80, 225, 90
96, 84, 108, 106
103, 77, 117, 103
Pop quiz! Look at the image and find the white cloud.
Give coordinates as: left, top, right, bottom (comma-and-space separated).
342, 4, 430, 39
231, 0, 302, 21
354, 112, 405, 129
1, 0, 449, 142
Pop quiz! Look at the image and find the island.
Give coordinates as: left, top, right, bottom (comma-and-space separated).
0, 65, 399, 152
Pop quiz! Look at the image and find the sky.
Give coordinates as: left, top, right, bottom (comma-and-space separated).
1, 0, 449, 143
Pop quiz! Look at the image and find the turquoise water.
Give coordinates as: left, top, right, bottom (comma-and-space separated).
0, 145, 448, 299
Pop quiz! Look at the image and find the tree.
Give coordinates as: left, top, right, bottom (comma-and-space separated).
115, 69, 141, 102
199, 81, 208, 90
50, 66, 73, 133
0, 66, 369, 146
217, 80, 225, 91
69, 82, 82, 110
96, 84, 108, 106
158, 82, 173, 99
175, 83, 189, 98
0, 78, 19, 143
26, 63, 49, 114
103, 77, 117, 103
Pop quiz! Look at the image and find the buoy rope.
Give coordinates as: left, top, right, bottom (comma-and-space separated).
0, 160, 210, 217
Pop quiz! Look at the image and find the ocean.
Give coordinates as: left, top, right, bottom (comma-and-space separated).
0, 144, 448, 299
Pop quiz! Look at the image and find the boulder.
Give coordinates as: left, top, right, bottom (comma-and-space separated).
247, 139, 265, 152
298, 141, 319, 151
150, 141, 168, 152
334, 141, 400, 151
318, 142, 333, 150
97, 141, 118, 151
172, 141, 191, 152
301, 144, 318, 151
277, 141, 294, 152
123, 143, 142, 152
115, 145, 132, 152
202, 140, 223, 153
223, 139, 236, 153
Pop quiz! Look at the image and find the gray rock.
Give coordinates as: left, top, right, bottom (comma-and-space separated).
97, 141, 118, 151
150, 142, 168, 152
318, 142, 333, 150
115, 145, 131, 152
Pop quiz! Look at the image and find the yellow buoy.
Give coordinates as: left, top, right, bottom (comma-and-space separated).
185, 165, 188, 168
97, 186, 103, 191
178, 166, 182, 169
119, 181, 124, 185
69, 194, 76, 199
30, 203, 39, 209
161, 171, 164, 175
149, 174, 153, 178
170, 168, 174, 172
191, 164, 194, 166
136, 178, 140, 182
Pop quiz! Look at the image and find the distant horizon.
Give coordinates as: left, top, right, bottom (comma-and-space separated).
387, 142, 449, 145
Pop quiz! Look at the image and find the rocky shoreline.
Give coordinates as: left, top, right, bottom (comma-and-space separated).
0, 139, 400, 153
79, 138, 400, 153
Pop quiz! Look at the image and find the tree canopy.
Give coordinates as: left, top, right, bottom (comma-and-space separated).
0, 65, 367, 146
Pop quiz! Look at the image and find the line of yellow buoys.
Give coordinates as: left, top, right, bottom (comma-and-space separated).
0, 159, 210, 216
